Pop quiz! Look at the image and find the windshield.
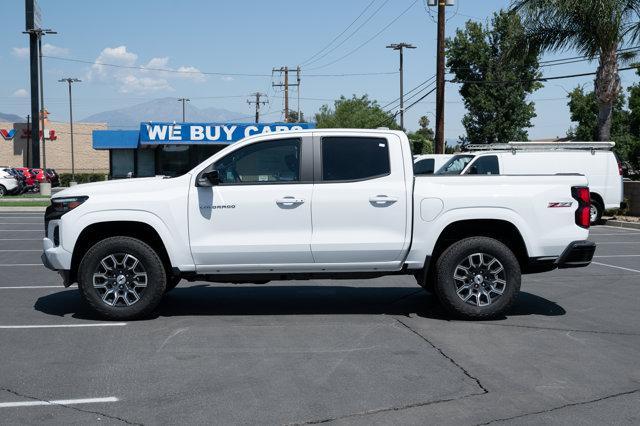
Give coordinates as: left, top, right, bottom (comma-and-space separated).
435, 155, 475, 175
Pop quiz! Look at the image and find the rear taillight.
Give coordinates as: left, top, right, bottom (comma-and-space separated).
618, 161, 623, 176
571, 186, 591, 229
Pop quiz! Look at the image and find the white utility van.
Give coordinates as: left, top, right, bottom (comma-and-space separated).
435, 142, 623, 223
413, 154, 453, 175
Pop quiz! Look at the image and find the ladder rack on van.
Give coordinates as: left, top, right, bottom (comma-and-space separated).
466, 141, 615, 154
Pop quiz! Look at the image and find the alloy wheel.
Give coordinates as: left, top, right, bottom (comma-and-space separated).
453, 252, 506, 307
92, 253, 148, 307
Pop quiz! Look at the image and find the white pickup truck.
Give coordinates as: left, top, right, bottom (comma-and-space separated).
42, 129, 595, 320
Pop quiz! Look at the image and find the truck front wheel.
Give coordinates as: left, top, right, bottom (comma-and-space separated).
78, 236, 167, 320
434, 237, 521, 320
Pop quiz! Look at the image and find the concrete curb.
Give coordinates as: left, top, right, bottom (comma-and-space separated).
604, 219, 640, 230
0, 207, 47, 212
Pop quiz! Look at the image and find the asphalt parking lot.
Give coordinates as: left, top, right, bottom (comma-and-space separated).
0, 211, 639, 425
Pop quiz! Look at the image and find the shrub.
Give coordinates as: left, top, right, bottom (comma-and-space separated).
59, 173, 107, 187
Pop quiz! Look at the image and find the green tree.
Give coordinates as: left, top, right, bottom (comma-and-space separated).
566, 86, 628, 140
287, 110, 306, 123
447, 10, 542, 144
407, 116, 435, 154
315, 95, 400, 129
512, 0, 640, 141
566, 85, 640, 169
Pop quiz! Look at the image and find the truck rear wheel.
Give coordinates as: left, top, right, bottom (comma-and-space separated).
78, 236, 167, 320
434, 237, 521, 320
590, 197, 603, 224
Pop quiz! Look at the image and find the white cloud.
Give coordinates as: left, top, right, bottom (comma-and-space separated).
11, 47, 29, 59
220, 76, 234, 82
41, 43, 70, 57
88, 46, 205, 93
12, 89, 28, 97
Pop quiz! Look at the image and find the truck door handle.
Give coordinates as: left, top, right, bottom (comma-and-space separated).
369, 195, 398, 205
276, 196, 305, 206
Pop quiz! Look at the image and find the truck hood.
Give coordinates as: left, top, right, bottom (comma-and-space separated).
53, 175, 191, 198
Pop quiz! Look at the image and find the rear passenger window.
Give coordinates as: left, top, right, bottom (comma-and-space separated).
414, 159, 435, 175
466, 155, 499, 175
322, 137, 390, 181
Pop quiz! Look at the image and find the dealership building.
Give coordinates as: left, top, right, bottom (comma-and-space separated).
0, 120, 108, 173
92, 122, 313, 177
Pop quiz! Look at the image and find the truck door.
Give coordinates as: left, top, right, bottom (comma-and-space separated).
310, 134, 409, 267
188, 136, 314, 272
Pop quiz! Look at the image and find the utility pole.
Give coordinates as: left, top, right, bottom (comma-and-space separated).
247, 92, 268, 123
59, 78, 81, 183
296, 66, 301, 122
386, 43, 416, 130
25, 114, 30, 167
23, 26, 56, 168
273, 67, 301, 122
428, 0, 454, 154
178, 98, 190, 122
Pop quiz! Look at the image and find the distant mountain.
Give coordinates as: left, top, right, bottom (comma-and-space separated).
79, 97, 251, 129
0, 112, 26, 123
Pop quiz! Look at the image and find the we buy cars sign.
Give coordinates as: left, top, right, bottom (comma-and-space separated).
139, 122, 313, 145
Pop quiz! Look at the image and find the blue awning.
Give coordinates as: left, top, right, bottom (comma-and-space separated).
92, 130, 139, 149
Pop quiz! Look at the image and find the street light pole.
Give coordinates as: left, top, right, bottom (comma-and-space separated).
386, 43, 416, 130
22, 27, 56, 168
59, 78, 81, 183
178, 98, 190, 122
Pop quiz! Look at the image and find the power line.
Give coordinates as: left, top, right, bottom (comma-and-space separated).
307, 0, 419, 71
303, 0, 392, 67
300, 0, 379, 66
41, 55, 396, 78
448, 65, 640, 85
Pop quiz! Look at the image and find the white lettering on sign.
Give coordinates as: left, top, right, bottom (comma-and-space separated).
146, 125, 168, 140
205, 126, 220, 140
168, 125, 182, 141
191, 126, 205, 141
222, 125, 237, 140
244, 126, 259, 137
260, 126, 272, 135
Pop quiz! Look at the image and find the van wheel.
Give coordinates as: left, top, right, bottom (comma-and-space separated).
590, 198, 603, 224
78, 236, 166, 320
0, 185, 6, 197
434, 237, 521, 320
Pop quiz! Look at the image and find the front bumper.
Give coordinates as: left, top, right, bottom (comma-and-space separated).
556, 240, 596, 268
42, 237, 72, 270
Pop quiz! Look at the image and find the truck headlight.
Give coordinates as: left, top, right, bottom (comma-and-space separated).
46, 196, 88, 221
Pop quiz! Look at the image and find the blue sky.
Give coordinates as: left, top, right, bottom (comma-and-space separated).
1, 0, 639, 139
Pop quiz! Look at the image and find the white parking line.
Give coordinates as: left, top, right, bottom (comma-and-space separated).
592, 261, 640, 274
0, 323, 126, 329
593, 242, 640, 245
0, 286, 62, 289
0, 264, 43, 267
598, 225, 640, 233
594, 255, 640, 258
0, 396, 118, 408
589, 233, 640, 236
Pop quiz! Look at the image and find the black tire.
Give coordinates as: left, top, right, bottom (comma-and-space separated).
78, 236, 166, 320
434, 237, 521, 320
0, 185, 6, 197
165, 275, 181, 293
590, 197, 603, 225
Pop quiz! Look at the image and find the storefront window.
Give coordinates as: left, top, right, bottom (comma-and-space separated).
137, 149, 156, 177
157, 145, 190, 177
111, 150, 135, 178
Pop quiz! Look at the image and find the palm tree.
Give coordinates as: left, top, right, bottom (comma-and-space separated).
511, 0, 640, 141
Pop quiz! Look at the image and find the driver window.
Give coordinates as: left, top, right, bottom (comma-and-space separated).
213, 138, 301, 184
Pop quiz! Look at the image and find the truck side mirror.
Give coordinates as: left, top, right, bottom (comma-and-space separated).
197, 170, 220, 187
